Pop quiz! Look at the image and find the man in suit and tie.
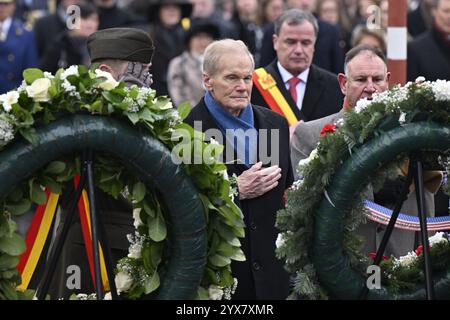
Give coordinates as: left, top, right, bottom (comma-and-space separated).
185, 39, 293, 299
0, 0, 38, 93
290, 44, 441, 257
251, 9, 343, 131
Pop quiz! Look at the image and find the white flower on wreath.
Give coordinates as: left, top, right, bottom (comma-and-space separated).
115, 271, 133, 294
26, 78, 52, 102
160, 101, 173, 110
128, 242, 142, 259
208, 285, 224, 300
399, 112, 407, 124
95, 69, 119, 90
415, 76, 426, 84
61, 65, 79, 80
275, 233, 285, 249
394, 251, 417, 268
428, 232, 449, 246
0, 118, 14, 143
298, 148, 318, 169
431, 80, 450, 101
132, 208, 144, 228
0, 91, 19, 112
355, 97, 372, 113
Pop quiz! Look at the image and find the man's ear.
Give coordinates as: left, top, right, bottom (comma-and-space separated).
272, 34, 278, 52
203, 72, 213, 91
98, 64, 117, 79
386, 71, 391, 83
337, 73, 347, 96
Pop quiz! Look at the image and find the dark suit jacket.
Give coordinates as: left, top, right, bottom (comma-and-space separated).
251, 61, 343, 122
407, 29, 450, 82
185, 98, 293, 299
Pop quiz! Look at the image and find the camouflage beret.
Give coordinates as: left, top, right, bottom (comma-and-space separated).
88, 28, 154, 64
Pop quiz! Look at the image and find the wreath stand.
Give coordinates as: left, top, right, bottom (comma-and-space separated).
360, 153, 435, 300
35, 149, 117, 300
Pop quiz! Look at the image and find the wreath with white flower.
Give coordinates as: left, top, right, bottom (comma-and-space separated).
0, 65, 244, 300
276, 78, 450, 299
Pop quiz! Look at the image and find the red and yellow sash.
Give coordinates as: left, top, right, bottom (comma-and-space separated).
17, 178, 109, 292
253, 67, 299, 126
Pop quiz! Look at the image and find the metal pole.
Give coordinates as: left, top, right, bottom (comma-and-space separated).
85, 149, 104, 299
412, 158, 435, 300
360, 164, 413, 299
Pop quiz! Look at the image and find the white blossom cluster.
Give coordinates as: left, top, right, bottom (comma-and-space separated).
431, 80, 450, 101
126, 231, 147, 259
222, 278, 238, 300
298, 148, 318, 170
136, 87, 153, 107
392, 232, 449, 269
0, 118, 14, 143
208, 278, 238, 300
124, 96, 140, 113
393, 251, 417, 269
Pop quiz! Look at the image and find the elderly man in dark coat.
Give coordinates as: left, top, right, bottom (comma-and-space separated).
185, 39, 294, 299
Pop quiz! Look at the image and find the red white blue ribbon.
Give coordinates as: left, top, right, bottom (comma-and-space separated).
364, 199, 450, 231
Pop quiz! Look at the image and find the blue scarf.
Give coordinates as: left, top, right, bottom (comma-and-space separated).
204, 91, 258, 167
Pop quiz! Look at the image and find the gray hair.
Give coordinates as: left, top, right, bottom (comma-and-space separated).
203, 39, 255, 76
343, 44, 387, 75
274, 8, 319, 37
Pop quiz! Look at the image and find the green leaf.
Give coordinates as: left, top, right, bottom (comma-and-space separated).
23, 68, 44, 84
19, 127, 38, 146
177, 101, 191, 120
102, 91, 123, 104
143, 272, 160, 294
0, 233, 26, 256
40, 177, 62, 194
5, 199, 32, 216
0, 254, 19, 270
44, 161, 66, 174
29, 181, 47, 205
230, 248, 246, 261
143, 201, 155, 218
132, 182, 146, 203
208, 254, 231, 267
16, 289, 35, 300
217, 242, 235, 257
0, 216, 12, 238
196, 286, 209, 300
125, 112, 139, 124
0, 282, 18, 300
7, 187, 23, 202
216, 222, 241, 247
89, 100, 103, 113
139, 108, 154, 123
148, 213, 167, 242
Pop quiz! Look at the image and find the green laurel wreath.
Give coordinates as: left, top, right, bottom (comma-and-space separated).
276, 79, 450, 299
0, 66, 244, 300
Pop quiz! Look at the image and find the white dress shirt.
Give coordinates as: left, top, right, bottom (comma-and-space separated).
277, 61, 309, 111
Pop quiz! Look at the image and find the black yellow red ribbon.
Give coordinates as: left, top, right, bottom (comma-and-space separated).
253, 67, 299, 126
